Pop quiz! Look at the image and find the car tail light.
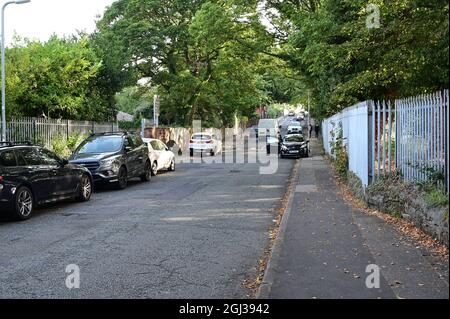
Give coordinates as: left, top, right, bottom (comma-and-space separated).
206, 140, 213, 144
190, 140, 194, 143
0, 176, 3, 183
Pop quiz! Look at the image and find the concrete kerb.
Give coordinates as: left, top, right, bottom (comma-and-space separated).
256, 158, 301, 299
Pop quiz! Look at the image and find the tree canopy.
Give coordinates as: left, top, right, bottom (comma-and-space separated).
2, 0, 448, 123
264, 0, 449, 118
4, 36, 113, 121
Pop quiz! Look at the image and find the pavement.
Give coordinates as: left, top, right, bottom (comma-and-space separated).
0, 143, 294, 299
260, 138, 449, 299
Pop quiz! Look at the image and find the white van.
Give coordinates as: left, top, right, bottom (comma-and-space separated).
258, 119, 279, 137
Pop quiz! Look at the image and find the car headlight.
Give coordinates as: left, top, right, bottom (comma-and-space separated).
100, 158, 119, 172
281, 145, 288, 151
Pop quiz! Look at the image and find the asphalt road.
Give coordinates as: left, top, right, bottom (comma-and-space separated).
0, 144, 294, 298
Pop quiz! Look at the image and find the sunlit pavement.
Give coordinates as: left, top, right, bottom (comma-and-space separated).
0, 143, 295, 298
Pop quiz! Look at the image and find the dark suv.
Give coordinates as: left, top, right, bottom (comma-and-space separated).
70, 132, 151, 189
0, 142, 93, 220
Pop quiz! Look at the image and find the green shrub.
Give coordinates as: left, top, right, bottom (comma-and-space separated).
425, 190, 449, 207
329, 121, 348, 180
51, 135, 70, 158
51, 131, 87, 158
67, 131, 87, 152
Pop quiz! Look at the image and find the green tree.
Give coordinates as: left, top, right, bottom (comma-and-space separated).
265, 0, 449, 118
96, 0, 271, 127
4, 35, 110, 120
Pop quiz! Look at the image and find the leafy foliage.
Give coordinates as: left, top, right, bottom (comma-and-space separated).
4, 36, 112, 121
51, 131, 87, 158
264, 0, 449, 118
425, 190, 449, 208
95, 0, 273, 127
329, 121, 348, 179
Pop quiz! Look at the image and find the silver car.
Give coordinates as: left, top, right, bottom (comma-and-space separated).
142, 138, 176, 176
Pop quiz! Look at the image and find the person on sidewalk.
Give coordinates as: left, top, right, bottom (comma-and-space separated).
278, 131, 283, 156
266, 129, 271, 154
314, 123, 320, 138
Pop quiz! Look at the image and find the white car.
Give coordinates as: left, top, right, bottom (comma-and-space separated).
189, 133, 222, 157
287, 121, 302, 134
142, 138, 176, 175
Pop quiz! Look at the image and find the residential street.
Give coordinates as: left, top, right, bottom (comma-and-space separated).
1, 119, 448, 300
0, 146, 294, 298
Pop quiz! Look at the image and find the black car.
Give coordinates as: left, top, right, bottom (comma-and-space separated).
0, 142, 93, 220
279, 134, 310, 159
70, 132, 151, 189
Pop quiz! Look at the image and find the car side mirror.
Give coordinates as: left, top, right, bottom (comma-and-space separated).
61, 158, 69, 166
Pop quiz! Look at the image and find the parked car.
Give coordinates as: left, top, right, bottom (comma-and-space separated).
296, 115, 305, 122
142, 138, 176, 175
0, 142, 93, 220
287, 121, 303, 134
189, 133, 222, 157
257, 119, 279, 138
279, 134, 310, 158
70, 132, 151, 189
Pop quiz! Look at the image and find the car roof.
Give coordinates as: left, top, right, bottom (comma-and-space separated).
0, 142, 38, 150
192, 133, 212, 136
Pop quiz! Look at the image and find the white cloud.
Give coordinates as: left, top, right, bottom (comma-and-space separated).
3, 0, 116, 46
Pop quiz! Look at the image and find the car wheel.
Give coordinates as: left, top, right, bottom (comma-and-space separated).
116, 166, 128, 190
190, 149, 194, 157
141, 161, 152, 182
210, 149, 215, 156
168, 158, 176, 171
77, 174, 92, 202
12, 186, 34, 221
151, 161, 158, 176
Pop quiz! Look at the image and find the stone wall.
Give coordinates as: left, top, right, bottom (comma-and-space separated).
364, 176, 449, 246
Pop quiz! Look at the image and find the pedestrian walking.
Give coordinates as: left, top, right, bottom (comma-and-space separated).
314, 123, 320, 138
266, 129, 271, 154
278, 131, 283, 156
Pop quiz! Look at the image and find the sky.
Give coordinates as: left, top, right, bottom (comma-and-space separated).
3, 0, 116, 46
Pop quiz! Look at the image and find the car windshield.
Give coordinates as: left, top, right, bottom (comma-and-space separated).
258, 120, 277, 129
290, 122, 301, 127
192, 135, 211, 140
284, 135, 304, 142
77, 136, 123, 154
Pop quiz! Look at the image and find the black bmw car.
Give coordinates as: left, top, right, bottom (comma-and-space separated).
279, 134, 310, 159
0, 142, 93, 220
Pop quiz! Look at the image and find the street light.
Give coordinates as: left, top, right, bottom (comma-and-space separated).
1, 0, 30, 141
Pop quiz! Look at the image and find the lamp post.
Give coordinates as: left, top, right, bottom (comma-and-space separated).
1, 0, 30, 142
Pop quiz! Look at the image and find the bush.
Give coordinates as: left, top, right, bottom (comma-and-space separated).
329, 121, 348, 180
51, 131, 87, 158
425, 190, 449, 207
